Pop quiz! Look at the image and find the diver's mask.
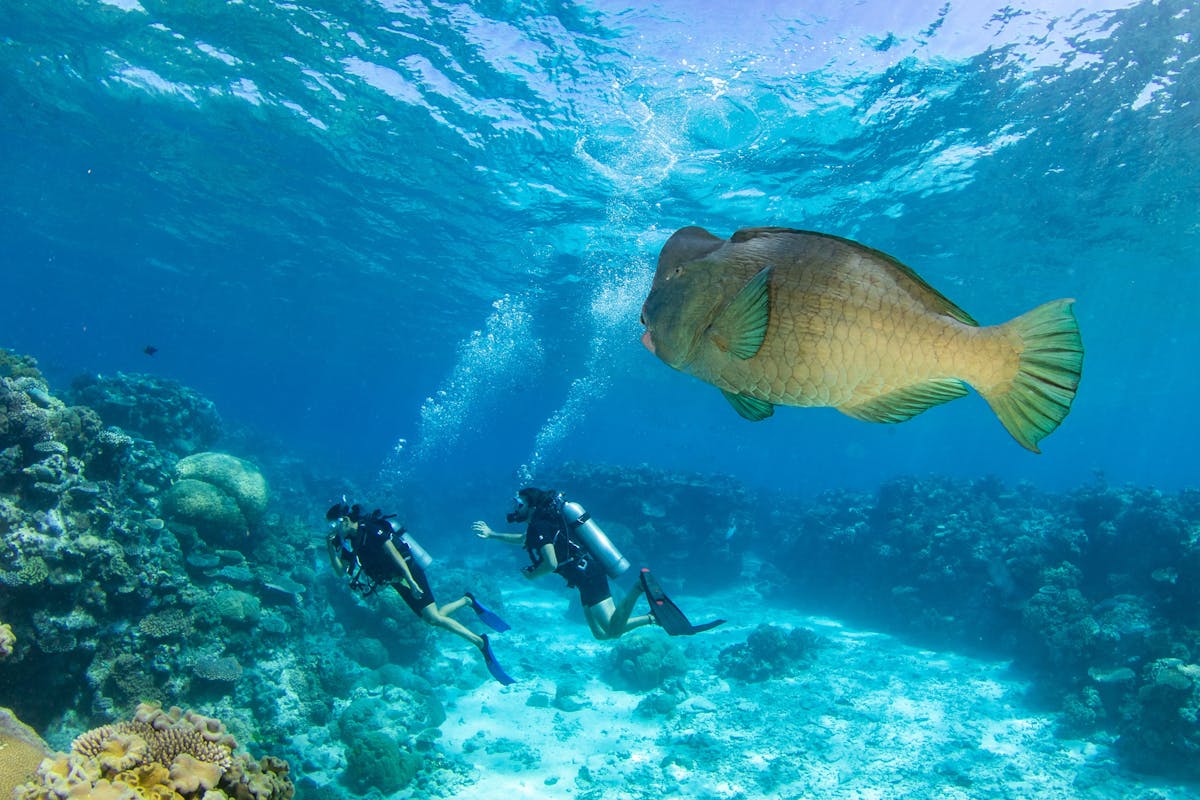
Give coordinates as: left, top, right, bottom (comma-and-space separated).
506, 493, 531, 524
326, 497, 363, 527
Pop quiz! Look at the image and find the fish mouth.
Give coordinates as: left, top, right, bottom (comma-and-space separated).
639, 307, 656, 354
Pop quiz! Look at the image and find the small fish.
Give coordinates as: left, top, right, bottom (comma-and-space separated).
639, 226, 1083, 452
143, 345, 158, 356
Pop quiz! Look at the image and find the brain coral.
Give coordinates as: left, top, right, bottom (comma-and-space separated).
16, 702, 292, 800
162, 452, 269, 547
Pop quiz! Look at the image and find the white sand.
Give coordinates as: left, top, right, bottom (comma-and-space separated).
409, 583, 1198, 800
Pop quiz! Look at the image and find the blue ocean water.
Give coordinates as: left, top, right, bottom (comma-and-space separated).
3, 0, 1196, 500
2, 4, 1200, 796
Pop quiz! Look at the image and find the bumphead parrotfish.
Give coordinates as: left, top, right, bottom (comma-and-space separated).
639, 226, 1083, 452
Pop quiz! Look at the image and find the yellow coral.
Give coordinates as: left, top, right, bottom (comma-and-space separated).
71, 726, 149, 772
16, 705, 291, 800
1, 708, 50, 800
85, 778, 142, 800
114, 762, 172, 799
0, 621, 15, 658
14, 753, 98, 800
169, 754, 222, 795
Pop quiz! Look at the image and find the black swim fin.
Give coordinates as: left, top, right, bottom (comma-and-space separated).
465, 591, 511, 632
480, 634, 515, 685
640, 568, 726, 636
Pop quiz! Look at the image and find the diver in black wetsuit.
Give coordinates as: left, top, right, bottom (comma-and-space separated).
326, 502, 514, 684
473, 487, 724, 640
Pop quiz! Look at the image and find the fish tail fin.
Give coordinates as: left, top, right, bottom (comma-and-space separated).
981, 299, 1083, 453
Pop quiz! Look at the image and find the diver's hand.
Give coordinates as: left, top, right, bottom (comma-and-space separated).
472, 521, 495, 539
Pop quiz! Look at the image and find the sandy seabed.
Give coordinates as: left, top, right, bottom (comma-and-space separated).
418, 582, 1199, 800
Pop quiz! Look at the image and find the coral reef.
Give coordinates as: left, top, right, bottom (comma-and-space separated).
1, 707, 50, 800
68, 372, 222, 455
3, 345, 1198, 789
605, 632, 690, 691
716, 625, 822, 683
1, 621, 14, 659
15, 702, 291, 800
162, 452, 269, 548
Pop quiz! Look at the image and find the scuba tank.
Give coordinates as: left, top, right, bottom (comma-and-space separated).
560, 500, 629, 579
390, 520, 434, 571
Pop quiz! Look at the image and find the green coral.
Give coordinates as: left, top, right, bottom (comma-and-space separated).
606, 632, 689, 691
0, 349, 43, 381
341, 731, 419, 794
717, 624, 822, 683
162, 452, 268, 547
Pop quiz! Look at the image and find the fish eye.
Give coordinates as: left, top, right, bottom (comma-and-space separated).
673, 266, 683, 276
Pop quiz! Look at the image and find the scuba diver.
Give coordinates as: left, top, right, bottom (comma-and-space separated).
472, 487, 724, 640
326, 501, 515, 685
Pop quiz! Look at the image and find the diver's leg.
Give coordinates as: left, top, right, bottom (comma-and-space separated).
607, 581, 654, 638
584, 599, 615, 640
441, 595, 471, 616
420, 604, 484, 649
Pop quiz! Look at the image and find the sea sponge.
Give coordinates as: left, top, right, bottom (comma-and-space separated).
162, 452, 268, 547
0, 707, 50, 800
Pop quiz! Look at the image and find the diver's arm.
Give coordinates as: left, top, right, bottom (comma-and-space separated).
473, 521, 524, 545
523, 543, 558, 580
384, 539, 422, 595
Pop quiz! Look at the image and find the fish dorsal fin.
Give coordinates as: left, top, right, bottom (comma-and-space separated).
733, 227, 979, 327
708, 265, 771, 359
840, 378, 969, 423
865, 248, 979, 326
730, 227, 796, 243
722, 390, 774, 421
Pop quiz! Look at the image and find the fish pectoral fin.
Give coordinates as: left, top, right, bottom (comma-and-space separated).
708, 265, 771, 360
722, 390, 774, 421
840, 379, 968, 423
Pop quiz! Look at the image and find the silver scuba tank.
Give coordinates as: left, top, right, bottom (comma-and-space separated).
561, 500, 629, 579
389, 521, 434, 570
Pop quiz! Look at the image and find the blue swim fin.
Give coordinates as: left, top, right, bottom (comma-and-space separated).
640, 568, 725, 636
465, 591, 511, 632
480, 634, 515, 686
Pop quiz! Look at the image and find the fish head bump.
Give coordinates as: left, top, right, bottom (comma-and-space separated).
641, 226, 727, 369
